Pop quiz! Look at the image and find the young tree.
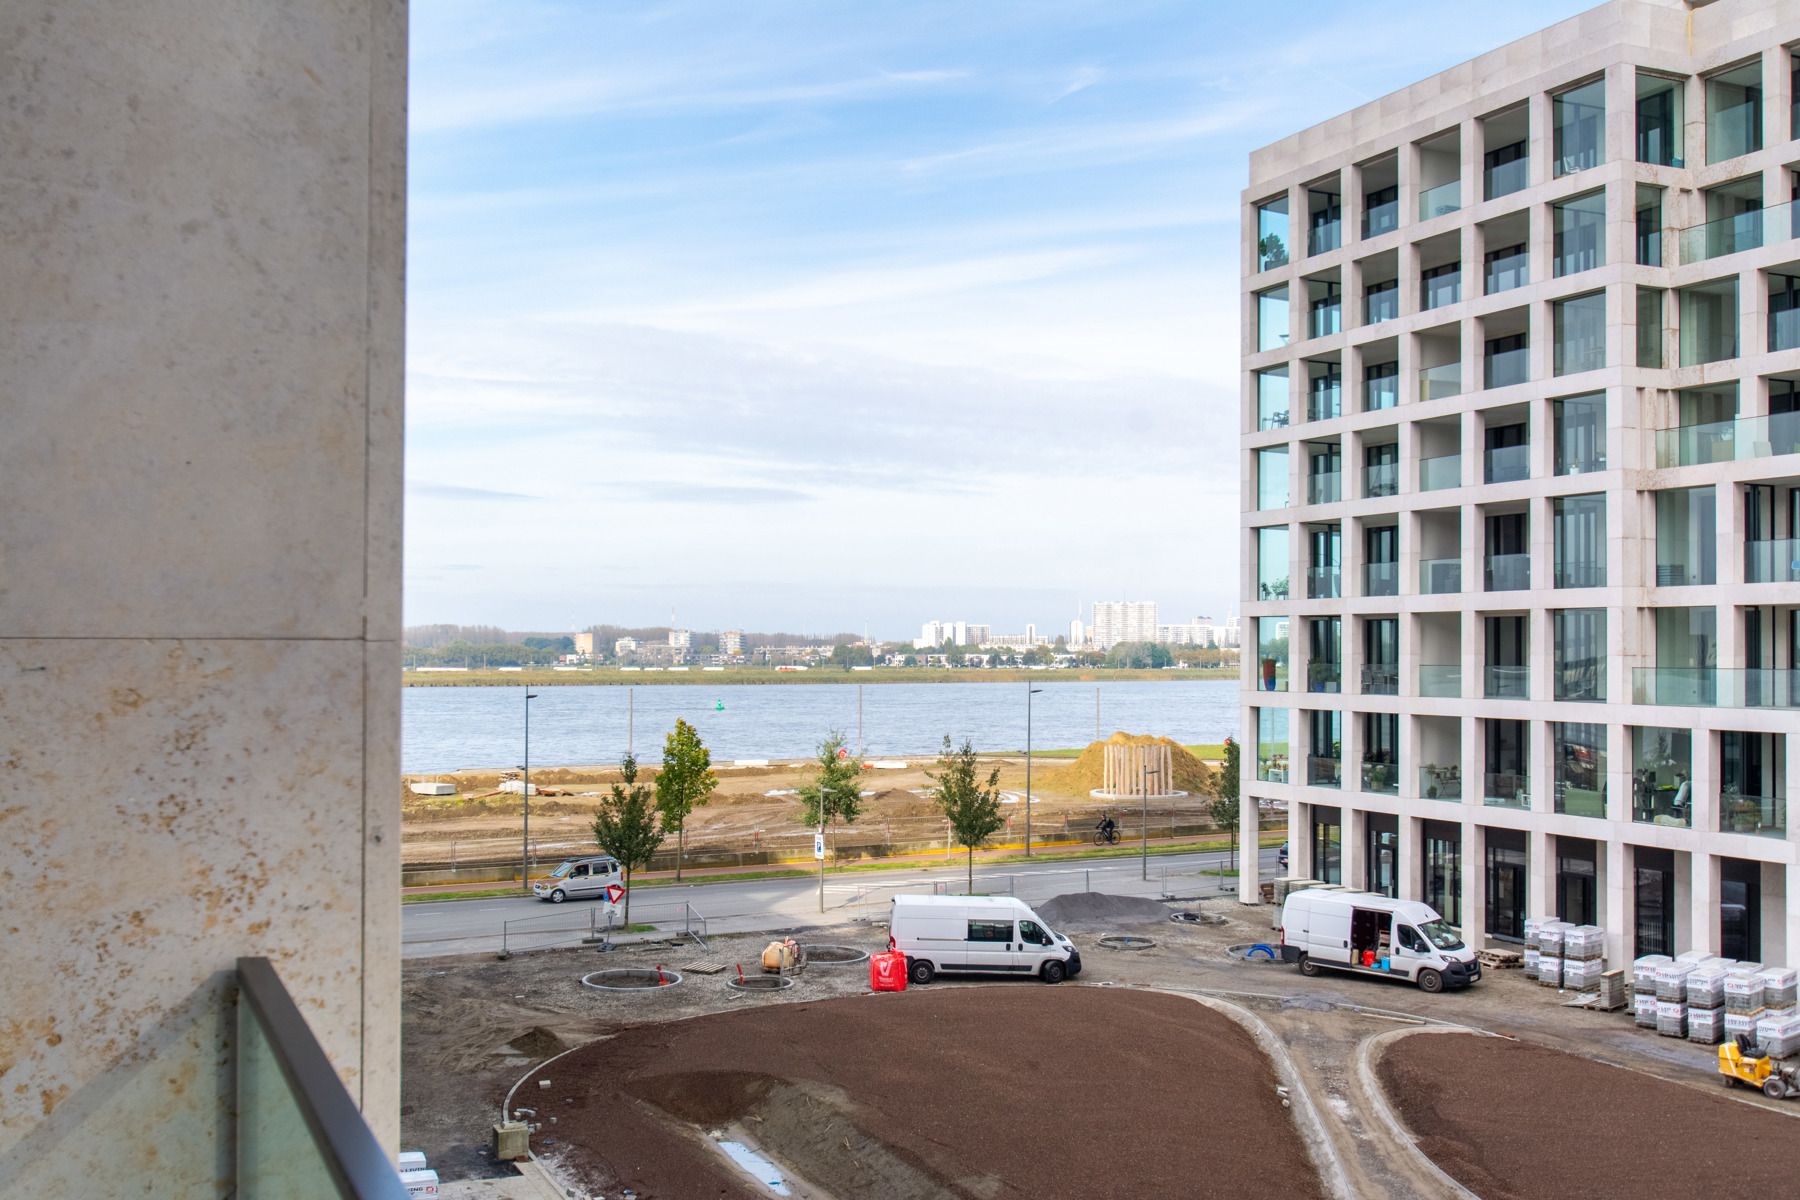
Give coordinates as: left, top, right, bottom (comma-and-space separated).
798, 731, 864, 905
654, 718, 716, 881
1208, 738, 1242, 873
928, 736, 1004, 893
592, 753, 663, 928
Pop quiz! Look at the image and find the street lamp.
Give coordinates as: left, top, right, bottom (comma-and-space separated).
520, 689, 538, 893
1142, 766, 1162, 881
1025, 685, 1044, 856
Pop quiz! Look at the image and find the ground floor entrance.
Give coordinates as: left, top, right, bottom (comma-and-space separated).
1311, 805, 1342, 884
1485, 828, 1527, 942
1366, 813, 1398, 897
1423, 819, 1462, 928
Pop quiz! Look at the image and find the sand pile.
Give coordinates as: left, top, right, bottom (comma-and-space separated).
1035, 892, 1172, 928
1063, 733, 1217, 795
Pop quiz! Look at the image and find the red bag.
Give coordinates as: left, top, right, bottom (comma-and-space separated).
869, 951, 907, 992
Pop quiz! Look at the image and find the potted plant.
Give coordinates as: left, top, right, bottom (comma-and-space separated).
1424, 762, 1440, 799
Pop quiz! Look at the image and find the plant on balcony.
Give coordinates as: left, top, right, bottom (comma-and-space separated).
1722, 783, 1758, 833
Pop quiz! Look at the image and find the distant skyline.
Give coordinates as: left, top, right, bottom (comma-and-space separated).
405, 0, 1593, 639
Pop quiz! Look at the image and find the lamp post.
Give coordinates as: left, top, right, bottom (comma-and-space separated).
1142, 766, 1162, 881
1025, 685, 1043, 856
520, 689, 538, 893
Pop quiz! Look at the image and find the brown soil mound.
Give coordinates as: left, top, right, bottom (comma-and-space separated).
1378, 1031, 1800, 1200
536, 987, 1323, 1200
1064, 732, 1218, 795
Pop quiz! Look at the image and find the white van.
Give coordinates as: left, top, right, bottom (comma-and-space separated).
532, 856, 624, 903
888, 895, 1080, 985
1279, 889, 1480, 992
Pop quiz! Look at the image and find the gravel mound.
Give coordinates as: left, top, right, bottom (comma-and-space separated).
1035, 892, 1172, 928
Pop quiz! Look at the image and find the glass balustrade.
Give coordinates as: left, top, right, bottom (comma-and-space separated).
1483, 773, 1531, 808
1361, 760, 1399, 794
1419, 453, 1461, 491
1419, 364, 1461, 402
1306, 566, 1341, 600
1307, 755, 1342, 787
1418, 664, 1461, 697
1484, 664, 1529, 699
1419, 557, 1462, 593
1720, 792, 1787, 837
1307, 660, 1342, 692
1362, 664, 1399, 695
1678, 199, 1795, 264
1746, 538, 1800, 583
1484, 444, 1529, 483
1420, 764, 1461, 800
1419, 180, 1461, 220
1364, 462, 1398, 498
1363, 561, 1398, 597
1485, 553, 1530, 591
1308, 472, 1341, 505
1657, 413, 1800, 466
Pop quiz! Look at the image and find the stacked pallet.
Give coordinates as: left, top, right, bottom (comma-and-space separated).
1757, 1012, 1800, 1058
1631, 954, 1670, 1029
1562, 925, 1606, 990
1686, 965, 1728, 1044
1725, 970, 1765, 1043
1522, 918, 1542, 980
1655, 960, 1696, 1037
1537, 920, 1569, 988
1594, 968, 1628, 1012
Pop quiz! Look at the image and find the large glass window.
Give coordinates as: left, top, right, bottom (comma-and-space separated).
1307, 617, 1341, 693
1307, 186, 1341, 255
1484, 421, 1528, 483
1257, 367, 1289, 430
1256, 446, 1290, 510
1307, 523, 1341, 599
1256, 618, 1289, 692
1553, 725, 1606, 817
1257, 285, 1289, 352
1553, 495, 1606, 588
1310, 806, 1342, 883
1484, 334, 1528, 389
1424, 821, 1462, 927
1485, 614, 1528, 699
1634, 847, 1676, 958
1636, 72, 1684, 165
1632, 727, 1692, 826
1706, 61, 1762, 163
1698, 177, 1763, 258
1654, 487, 1715, 586
1256, 526, 1290, 601
1653, 606, 1717, 705
1553, 79, 1605, 176
1256, 707, 1289, 781
1678, 278, 1738, 366
1422, 261, 1461, 309
1308, 443, 1341, 505
1485, 511, 1529, 592
1553, 608, 1606, 702
1307, 710, 1341, 788
1307, 361, 1342, 422
1769, 273, 1800, 354
1636, 185, 1663, 267
1484, 138, 1527, 200
1554, 393, 1606, 476
1256, 195, 1290, 271
1554, 292, 1606, 376
1720, 732, 1785, 837
1636, 286, 1664, 368
1553, 190, 1606, 276
1484, 242, 1528, 294
1364, 361, 1398, 411
1485, 721, 1530, 809
1362, 712, 1398, 794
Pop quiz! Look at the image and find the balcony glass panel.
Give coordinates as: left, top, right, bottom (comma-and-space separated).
1306, 565, 1340, 599
1364, 365, 1398, 411
1307, 661, 1341, 693
1419, 557, 1462, 593
1257, 197, 1290, 271
1361, 761, 1399, 795
1632, 727, 1692, 826
1484, 773, 1531, 808
1678, 199, 1794, 264
1421, 764, 1461, 800
1655, 413, 1800, 467
1553, 79, 1604, 176
1422, 264, 1461, 310
1419, 364, 1461, 402
1309, 298, 1342, 340
1706, 62, 1762, 163
1484, 665, 1529, 699
1363, 188, 1399, 238
1257, 368, 1289, 430
1771, 273, 1800, 352
1484, 244, 1527, 294
1485, 553, 1529, 592
1678, 278, 1738, 366
1307, 378, 1342, 422
1419, 664, 1461, 697
1485, 444, 1529, 483
1419, 180, 1461, 220
1364, 282, 1398, 325
1721, 793, 1785, 837
1635, 668, 1800, 709
1484, 141, 1527, 199
1308, 191, 1342, 255
1484, 338, 1528, 389
1745, 538, 1800, 583
1361, 662, 1398, 695
1308, 471, 1340, 506
1307, 755, 1341, 788
1419, 453, 1460, 491
1364, 462, 1398, 499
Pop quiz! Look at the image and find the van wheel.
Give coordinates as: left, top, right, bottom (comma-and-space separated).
1040, 961, 1066, 984
908, 959, 935, 985
1417, 969, 1444, 994
1298, 955, 1320, 977
549, 889, 566, 904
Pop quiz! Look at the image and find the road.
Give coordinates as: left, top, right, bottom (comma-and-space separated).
401, 846, 1282, 958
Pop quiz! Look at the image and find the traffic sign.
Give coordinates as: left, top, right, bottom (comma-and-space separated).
813, 833, 825, 860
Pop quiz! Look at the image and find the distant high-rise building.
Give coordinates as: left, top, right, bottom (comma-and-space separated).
1069, 618, 1085, 649
1090, 601, 1158, 650
669, 628, 691, 650
573, 632, 596, 657
720, 629, 743, 657
917, 619, 980, 648
614, 637, 638, 657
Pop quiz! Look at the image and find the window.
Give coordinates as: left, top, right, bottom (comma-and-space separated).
1660, 384, 1739, 467
1308, 281, 1342, 339
1769, 273, 1800, 353
1364, 444, 1398, 501
1019, 920, 1050, 946
967, 920, 1013, 942
1364, 279, 1398, 324
1484, 421, 1528, 483
1484, 334, 1528, 389
1307, 525, 1341, 599
1485, 242, 1528, 294
1422, 261, 1461, 309
1720, 731, 1785, 836
1256, 619, 1290, 693
1364, 361, 1398, 411
1362, 712, 1398, 794
1256, 447, 1290, 510
1256, 526, 1290, 600
1706, 61, 1762, 163
1485, 720, 1530, 808
1307, 361, 1342, 422
1307, 617, 1341, 692
1556, 838, 1599, 926
1554, 725, 1606, 817
1553, 608, 1606, 702
1308, 187, 1341, 255
1636, 72, 1684, 165
1636, 185, 1663, 267
1484, 137, 1527, 200
1553, 79, 1605, 176
1364, 185, 1399, 238
1308, 443, 1341, 505
1653, 606, 1717, 705
1635, 847, 1676, 957
1485, 511, 1529, 591
1697, 176, 1762, 258
1654, 487, 1715, 586
1311, 806, 1342, 883
1678, 278, 1738, 366
1423, 822, 1462, 926
1256, 707, 1289, 779
1257, 367, 1289, 430
1636, 286, 1664, 368
1257, 285, 1289, 352
1553, 393, 1605, 475
1632, 728, 1692, 826
1553, 292, 1606, 376
1553, 494, 1606, 588
1485, 614, 1528, 698
1256, 196, 1290, 270
1307, 709, 1341, 787
1553, 190, 1605, 276
1363, 615, 1398, 692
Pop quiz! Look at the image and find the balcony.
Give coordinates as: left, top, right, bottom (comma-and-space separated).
1364, 561, 1398, 597
1307, 387, 1342, 422
1420, 364, 1461, 402
1307, 755, 1342, 787
1678, 198, 1797, 264
1421, 764, 1462, 800
1483, 772, 1530, 808
1364, 462, 1398, 498
1484, 664, 1529, 699
1365, 287, 1399, 325
1308, 217, 1341, 256
1365, 373, 1399, 410
1364, 198, 1399, 239
1361, 760, 1399, 794
1308, 302, 1342, 340
1633, 667, 1800, 709
1419, 664, 1461, 697
1484, 444, 1529, 483
1485, 151, 1527, 200
1745, 538, 1800, 583
1419, 180, 1461, 220
1654, 413, 1800, 467
1720, 792, 1787, 838
1361, 663, 1398, 695
1485, 553, 1529, 592
1307, 660, 1342, 693
1306, 566, 1341, 599
1419, 453, 1461, 491
1419, 557, 1462, 594
1308, 472, 1341, 505
1633, 779, 1691, 827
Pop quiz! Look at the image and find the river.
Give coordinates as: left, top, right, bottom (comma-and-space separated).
402, 679, 1239, 773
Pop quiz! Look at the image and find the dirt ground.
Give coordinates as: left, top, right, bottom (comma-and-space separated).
1378, 1032, 1800, 1199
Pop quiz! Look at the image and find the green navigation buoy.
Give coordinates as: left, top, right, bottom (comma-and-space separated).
715, 700, 724, 711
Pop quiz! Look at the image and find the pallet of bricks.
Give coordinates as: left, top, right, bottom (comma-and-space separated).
1755, 967, 1800, 1058
1525, 919, 1567, 986
1526, 920, 1604, 990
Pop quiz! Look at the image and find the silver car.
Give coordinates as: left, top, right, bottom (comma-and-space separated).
533, 856, 624, 903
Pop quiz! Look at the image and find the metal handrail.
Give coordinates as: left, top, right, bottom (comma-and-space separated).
237, 956, 407, 1200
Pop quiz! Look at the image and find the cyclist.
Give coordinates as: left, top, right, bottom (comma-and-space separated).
1096, 812, 1118, 843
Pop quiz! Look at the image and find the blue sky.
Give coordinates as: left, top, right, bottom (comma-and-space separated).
405, 0, 1591, 638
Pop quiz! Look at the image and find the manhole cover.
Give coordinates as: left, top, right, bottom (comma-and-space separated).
726, 974, 795, 992
1170, 911, 1225, 925
800, 944, 870, 965
581, 968, 683, 991
1097, 935, 1156, 951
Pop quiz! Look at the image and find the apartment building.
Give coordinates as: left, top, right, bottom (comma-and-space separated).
1090, 600, 1160, 649
1237, 0, 1800, 970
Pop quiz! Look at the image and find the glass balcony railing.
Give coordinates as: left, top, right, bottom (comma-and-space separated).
1307, 755, 1342, 787
1365, 374, 1399, 410
1485, 153, 1527, 200
1484, 348, 1528, 389
1746, 538, 1800, 583
1419, 453, 1461, 491
1364, 561, 1398, 597
1485, 553, 1529, 592
1306, 566, 1341, 599
1419, 664, 1461, 697
1484, 664, 1529, 699
1362, 663, 1399, 695
1364, 199, 1399, 238
1309, 303, 1342, 340
1654, 413, 1800, 466
1308, 218, 1341, 256
1361, 760, 1399, 794
1633, 779, 1691, 827
1307, 660, 1342, 693
1419, 180, 1461, 220
1678, 199, 1796, 264
1366, 289, 1399, 324
1483, 772, 1530, 808
1419, 364, 1461, 402
1308, 388, 1342, 422
1485, 252, 1528, 294
1419, 556, 1462, 594
1308, 472, 1341, 505
1364, 462, 1398, 498
1484, 444, 1529, 483
1720, 792, 1787, 838
1420, 765, 1461, 800
1634, 667, 1800, 709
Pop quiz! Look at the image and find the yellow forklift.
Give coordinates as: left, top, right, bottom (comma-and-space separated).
1719, 1035, 1800, 1099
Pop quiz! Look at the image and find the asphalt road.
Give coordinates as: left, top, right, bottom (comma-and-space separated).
401, 846, 1282, 958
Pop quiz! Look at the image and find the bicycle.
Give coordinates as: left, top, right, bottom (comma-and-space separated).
1092, 825, 1121, 846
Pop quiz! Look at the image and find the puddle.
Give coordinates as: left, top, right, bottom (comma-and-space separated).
715, 1138, 791, 1196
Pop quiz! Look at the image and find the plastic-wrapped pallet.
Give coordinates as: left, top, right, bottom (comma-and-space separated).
1725, 1011, 1759, 1042
1725, 971, 1766, 1017
1633, 992, 1658, 1027
1539, 921, 1568, 958
1538, 955, 1564, 987
1676, 949, 1710, 963
1656, 1000, 1687, 1038
1564, 925, 1605, 962
1596, 969, 1628, 1011
1757, 968, 1798, 1012
1564, 958, 1605, 990
1522, 947, 1540, 980
1688, 1007, 1723, 1045
1632, 955, 1671, 997
1687, 965, 1728, 1011
1523, 918, 1542, 952
1755, 1013, 1800, 1060
1655, 960, 1696, 1002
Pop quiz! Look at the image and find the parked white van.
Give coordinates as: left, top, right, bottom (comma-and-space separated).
889, 895, 1080, 985
1279, 890, 1480, 992
532, 856, 624, 903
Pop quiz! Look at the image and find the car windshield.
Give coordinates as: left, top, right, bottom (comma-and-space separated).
548, 862, 574, 879
1418, 919, 1464, 950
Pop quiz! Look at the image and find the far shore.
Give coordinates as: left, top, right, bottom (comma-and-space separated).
404, 664, 1238, 687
